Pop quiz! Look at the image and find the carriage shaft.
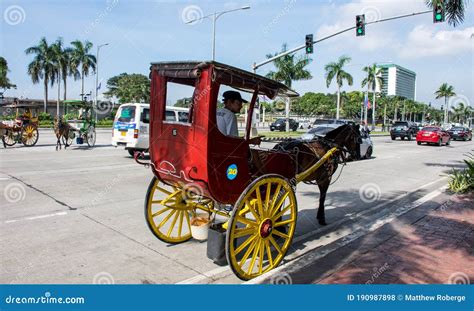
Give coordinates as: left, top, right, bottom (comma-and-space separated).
295, 147, 338, 184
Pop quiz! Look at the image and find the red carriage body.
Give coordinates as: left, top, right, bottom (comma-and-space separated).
149, 61, 299, 204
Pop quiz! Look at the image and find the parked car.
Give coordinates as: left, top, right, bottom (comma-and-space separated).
298, 120, 312, 129
270, 118, 299, 131
447, 126, 472, 141
390, 121, 419, 140
301, 124, 373, 159
416, 126, 451, 146
313, 118, 355, 126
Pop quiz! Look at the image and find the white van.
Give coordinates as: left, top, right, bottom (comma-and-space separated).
112, 103, 189, 156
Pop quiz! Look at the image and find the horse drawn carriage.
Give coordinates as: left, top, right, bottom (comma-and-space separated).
141, 61, 361, 280
58, 100, 96, 148
1, 104, 40, 147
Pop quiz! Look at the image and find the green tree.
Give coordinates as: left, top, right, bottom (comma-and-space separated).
25, 37, 56, 112
0, 57, 16, 90
70, 40, 96, 96
324, 55, 353, 120
361, 64, 383, 124
426, 0, 468, 27
265, 43, 312, 88
175, 97, 192, 107
435, 83, 456, 123
452, 102, 472, 124
113, 74, 150, 103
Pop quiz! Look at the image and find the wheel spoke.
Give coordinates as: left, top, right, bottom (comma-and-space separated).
233, 227, 255, 238
258, 240, 264, 274
158, 209, 177, 229
274, 218, 294, 227
235, 234, 257, 255
246, 200, 260, 222
264, 240, 273, 267
272, 203, 293, 220
152, 207, 171, 217
272, 229, 289, 240
255, 186, 264, 219
185, 211, 192, 232
247, 238, 261, 275
269, 236, 282, 256
268, 184, 282, 215
265, 182, 272, 213
238, 238, 258, 269
272, 192, 289, 216
177, 211, 184, 237
235, 215, 257, 228
167, 210, 180, 237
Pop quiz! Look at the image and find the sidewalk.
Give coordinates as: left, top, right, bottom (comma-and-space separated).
316, 193, 473, 284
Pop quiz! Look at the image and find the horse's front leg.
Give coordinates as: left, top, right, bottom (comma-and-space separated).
316, 178, 330, 226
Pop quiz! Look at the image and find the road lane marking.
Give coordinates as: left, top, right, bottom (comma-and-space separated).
177, 177, 446, 284
4, 211, 67, 224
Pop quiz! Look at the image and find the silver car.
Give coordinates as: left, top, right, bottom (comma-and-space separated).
300, 124, 373, 159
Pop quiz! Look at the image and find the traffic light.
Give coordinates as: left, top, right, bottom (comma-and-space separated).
305, 34, 313, 54
433, 1, 445, 23
356, 15, 365, 36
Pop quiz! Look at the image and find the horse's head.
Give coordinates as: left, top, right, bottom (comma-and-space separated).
325, 124, 362, 160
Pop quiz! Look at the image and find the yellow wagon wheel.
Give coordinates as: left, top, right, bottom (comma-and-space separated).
226, 174, 297, 280
2, 129, 17, 146
21, 125, 39, 147
145, 177, 212, 244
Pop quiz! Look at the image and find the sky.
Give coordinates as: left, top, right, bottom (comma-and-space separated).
1, 0, 473, 109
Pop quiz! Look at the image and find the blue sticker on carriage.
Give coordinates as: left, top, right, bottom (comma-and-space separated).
226, 164, 238, 180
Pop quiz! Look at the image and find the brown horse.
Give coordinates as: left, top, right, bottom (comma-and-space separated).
53, 116, 71, 151
275, 124, 362, 225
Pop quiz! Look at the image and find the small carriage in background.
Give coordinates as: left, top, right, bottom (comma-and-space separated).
61, 100, 96, 147
1, 104, 40, 147
143, 61, 342, 280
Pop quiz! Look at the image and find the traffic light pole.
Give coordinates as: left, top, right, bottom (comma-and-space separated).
252, 10, 432, 72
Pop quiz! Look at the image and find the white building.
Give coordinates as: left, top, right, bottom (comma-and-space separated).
376, 64, 416, 100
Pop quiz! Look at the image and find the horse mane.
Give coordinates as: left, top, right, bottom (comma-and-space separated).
325, 124, 349, 141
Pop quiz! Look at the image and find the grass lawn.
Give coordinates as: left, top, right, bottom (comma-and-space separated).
257, 131, 305, 138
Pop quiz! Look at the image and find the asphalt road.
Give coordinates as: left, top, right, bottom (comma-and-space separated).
0, 129, 472, 284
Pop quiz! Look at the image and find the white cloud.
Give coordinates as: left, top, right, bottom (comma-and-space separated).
399, 25, 474, 58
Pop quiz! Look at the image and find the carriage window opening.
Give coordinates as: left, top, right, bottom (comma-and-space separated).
165, 81, 195, 124
216, 86, 249, 138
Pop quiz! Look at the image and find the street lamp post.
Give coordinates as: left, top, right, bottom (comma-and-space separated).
95, 43, 110, 122
186, 6, 250, 61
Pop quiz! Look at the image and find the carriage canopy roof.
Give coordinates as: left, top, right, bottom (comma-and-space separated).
150, 61, 299, 99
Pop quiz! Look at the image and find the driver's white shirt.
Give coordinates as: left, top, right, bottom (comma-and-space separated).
216, 107, 238, 137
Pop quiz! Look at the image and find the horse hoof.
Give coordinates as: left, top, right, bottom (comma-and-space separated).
318, 218, 327, 226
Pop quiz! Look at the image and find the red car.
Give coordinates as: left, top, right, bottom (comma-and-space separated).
416, 127, 451, 146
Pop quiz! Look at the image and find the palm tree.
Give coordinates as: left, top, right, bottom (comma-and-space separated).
452, 102, 472, 124
324, 55, 353, 120
0, 57, 16, 90
25, 37, 56, 112
265, 44, 312, 88
361, 64, 383, 125
425, 0, 468, 27
435, 83, 456, 123
70, 40, 96, 97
